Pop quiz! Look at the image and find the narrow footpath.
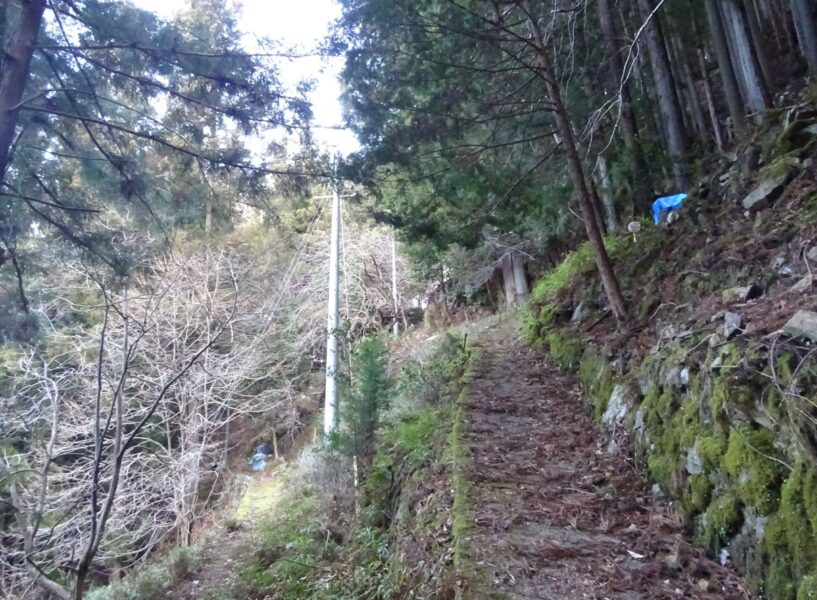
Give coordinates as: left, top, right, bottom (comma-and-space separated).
461, 320, 749, 599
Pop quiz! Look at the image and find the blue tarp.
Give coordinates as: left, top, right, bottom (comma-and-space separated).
249, 454, 268, 471
249, 443, 274, 471
652, 193, 688, 224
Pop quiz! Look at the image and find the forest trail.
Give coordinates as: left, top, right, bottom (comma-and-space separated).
166, 469, 286, 599
167, 427, 315, 600
460, 319, 749, 599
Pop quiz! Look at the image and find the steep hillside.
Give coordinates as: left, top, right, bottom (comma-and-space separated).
521, 97, 817, 598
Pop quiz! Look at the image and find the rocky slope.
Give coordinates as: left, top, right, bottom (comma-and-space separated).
521, 96, 817, 599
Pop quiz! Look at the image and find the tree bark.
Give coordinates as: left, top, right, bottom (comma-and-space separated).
671, 33, 709, 141
205, 194, 213, 238
596, 154, 620, 234
756, 0, 786, 53
790, 0, 817, 73
636, 0, 690, 190
597, 0, 652, 211
0, 0, 45, 184
501, 256, 517, 308
589, 178, 607, 235
512, 252, 529, 301
722, 0, 771, 120
704, 0, 747, 135
698, 48, 725, 151
742, 0, 775, 90
525, 12, 628, 323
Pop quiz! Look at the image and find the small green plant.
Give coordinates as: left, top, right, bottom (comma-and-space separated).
334, 336, 392, 464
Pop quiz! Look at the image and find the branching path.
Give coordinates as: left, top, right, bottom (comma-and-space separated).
461, 320, 749, 599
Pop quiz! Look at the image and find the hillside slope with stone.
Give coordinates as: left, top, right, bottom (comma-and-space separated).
521, 96, 817, 599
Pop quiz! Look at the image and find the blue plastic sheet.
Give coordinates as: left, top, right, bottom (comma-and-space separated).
249, 454, 267, 471
652, 193, 688, 224
249, 443, 274, 471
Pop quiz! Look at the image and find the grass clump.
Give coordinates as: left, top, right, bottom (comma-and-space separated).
234, 329, 475, 600
237, 487, 331, 599
545, 329, 583, 372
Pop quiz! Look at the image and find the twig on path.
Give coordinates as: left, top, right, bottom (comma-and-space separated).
585, 309, 612, 332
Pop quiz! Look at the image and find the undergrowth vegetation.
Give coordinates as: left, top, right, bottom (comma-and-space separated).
85, 545, 206, 600
520, 236, 628, 345
231, 332, 473, 599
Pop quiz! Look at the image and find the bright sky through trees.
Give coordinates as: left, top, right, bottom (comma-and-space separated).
132, 0, 358, 153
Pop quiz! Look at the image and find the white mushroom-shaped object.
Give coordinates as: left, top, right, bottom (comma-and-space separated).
627, 221, 641, 242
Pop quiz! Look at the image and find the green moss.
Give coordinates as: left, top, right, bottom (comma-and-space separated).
798, 575, 817, 600
762, 152, 800, 180
723, 428, 786, 513
683, 475, 713, 518
641, 386, 677, 432
768, 556, 798, 600
545, 329, 583, 372
697, 435, 727, 471
519, 302, 558, 346
763, 464, 817, 599
578, 353, 614, 421
521, 236, 626, 347
647, 454, 676, 489
449, 382, 478, 586
697, 492, 742, 552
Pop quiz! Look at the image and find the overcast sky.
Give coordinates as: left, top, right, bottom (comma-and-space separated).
131, 0, 359, 153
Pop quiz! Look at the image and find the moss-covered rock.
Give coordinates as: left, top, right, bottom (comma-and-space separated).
682, 475, 713, 518
697, 492, 742, 552
723, 428, 786, 514
763, 465, 817, 599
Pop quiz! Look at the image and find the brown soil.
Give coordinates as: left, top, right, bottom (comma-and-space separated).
461, 319, 750, 599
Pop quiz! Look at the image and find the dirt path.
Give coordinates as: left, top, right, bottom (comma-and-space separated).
167, 426, 316, 600
461, 320, 749, 599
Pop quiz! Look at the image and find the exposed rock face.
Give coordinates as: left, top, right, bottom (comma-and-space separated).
570, 301, 589, 323
791, 274, 813, 294
686, 444, 704, 475
783, 310, 817, 342
724, 312, 742, 339
741, 173, 788, 212
721, 284, 761, 304
602, 384, 633, 426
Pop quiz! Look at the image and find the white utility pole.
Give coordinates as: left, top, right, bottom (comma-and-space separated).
324, 165, 341, 436
391, 235, 400, 338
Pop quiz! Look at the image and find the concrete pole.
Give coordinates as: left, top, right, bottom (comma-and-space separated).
324, 165, 341, 436
391, 235, 400, 338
